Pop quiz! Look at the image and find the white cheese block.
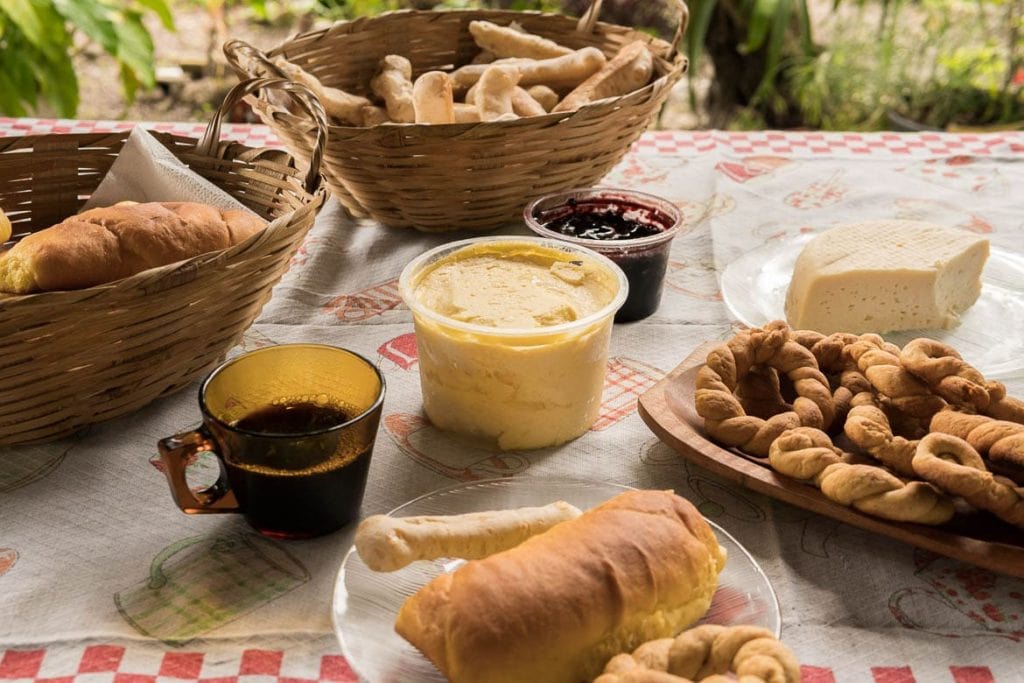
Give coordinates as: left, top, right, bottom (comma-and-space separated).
784, 220, 989, 334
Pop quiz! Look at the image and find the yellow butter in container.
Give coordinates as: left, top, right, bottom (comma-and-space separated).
400, 237, 628, 450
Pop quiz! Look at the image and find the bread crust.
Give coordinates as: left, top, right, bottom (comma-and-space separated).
0, 202, 266, 293
394, 490, 725, 683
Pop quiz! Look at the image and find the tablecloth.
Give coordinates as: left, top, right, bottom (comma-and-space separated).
2, 118, 1023, 683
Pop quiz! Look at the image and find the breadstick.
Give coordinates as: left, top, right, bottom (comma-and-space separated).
518, 47, 608, 90
453, 102, 481, 123
474, 65, 520, 121
471, 50, 496, 65
450, 58, 531, 94
412, 71, 455, 124
451, 48, 607, 94
468, 20, 573, 60
554, 41, 654, 112
360, 105, 391, 126
0, 209, 11, 243
370, 55, 415, 123
354, 501, 582, 572
527, 84, 559, 111
511, 87, 547, 117
272, 56, 370, 126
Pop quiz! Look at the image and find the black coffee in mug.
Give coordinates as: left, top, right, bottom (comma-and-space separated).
158, 345, 386, 540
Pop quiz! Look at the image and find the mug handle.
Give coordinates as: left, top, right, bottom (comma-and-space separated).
158, 425, 240, 514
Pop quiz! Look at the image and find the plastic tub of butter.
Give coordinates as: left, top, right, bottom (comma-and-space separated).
399, 236, 628, 450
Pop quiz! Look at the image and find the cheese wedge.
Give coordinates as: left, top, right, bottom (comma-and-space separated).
785, 221, 989, 334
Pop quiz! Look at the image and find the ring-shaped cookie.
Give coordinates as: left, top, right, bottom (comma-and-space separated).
900, 338, 991, 410
769, 427, 954, 525
695, 322, 836, 457
595, 625, 800, 683
845, 338, 947, 419
913, 432, 1024, 527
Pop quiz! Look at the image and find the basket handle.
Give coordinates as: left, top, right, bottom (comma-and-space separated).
223, 39, 287, 82
577, 0, 689, 55
196, 76, 327, 195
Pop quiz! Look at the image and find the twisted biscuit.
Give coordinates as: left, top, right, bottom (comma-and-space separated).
843, 393, 918, 478
595, 625, 800, 683
900, 338, 991, 410
984, 381, 1024, 425
913, 433, 1024, 527
696, 322, 835, 456
930, 410, 1024, 482
769, 428, 954, 525
845, 339, 946, 419
801, 331, 873, 424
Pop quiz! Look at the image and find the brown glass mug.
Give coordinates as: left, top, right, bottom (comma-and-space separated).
158, 344, 385, 539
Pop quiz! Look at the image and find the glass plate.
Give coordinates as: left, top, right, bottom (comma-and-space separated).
332, 477, 780, 683
720, 234, 1024, 379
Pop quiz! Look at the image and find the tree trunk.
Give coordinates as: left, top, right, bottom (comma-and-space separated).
703, 1, 807, 128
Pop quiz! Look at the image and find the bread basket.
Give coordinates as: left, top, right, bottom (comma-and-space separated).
0, 79, 328, 446
225, 0, 689, 232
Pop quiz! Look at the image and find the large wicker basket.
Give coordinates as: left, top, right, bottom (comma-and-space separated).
225, 0, 689, 232
0, 79, 328, 446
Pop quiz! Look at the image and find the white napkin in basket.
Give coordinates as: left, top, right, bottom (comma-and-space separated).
83, 126, 252, 213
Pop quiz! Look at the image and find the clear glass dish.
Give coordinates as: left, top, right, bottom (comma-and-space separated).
332, 477, 781, 683
720, 233, 1024, 379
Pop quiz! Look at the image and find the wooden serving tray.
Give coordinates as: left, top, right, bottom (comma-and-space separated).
637, 342, 1024, 578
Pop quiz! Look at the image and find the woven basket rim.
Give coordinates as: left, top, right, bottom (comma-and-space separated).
0, 130, 324, 305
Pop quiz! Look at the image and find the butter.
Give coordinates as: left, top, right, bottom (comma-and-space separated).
404, 240, 625, 450
413, 244, 617, 328
785, 221, 989, 334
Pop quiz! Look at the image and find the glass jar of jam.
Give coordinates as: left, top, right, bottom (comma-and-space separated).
524, 188, 682, 322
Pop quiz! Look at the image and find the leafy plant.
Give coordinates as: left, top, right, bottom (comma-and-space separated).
0, 0, 174, 117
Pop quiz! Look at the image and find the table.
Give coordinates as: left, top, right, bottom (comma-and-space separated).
2, 118, 1023, 683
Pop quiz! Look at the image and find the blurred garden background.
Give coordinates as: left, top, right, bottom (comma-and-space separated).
1, 0, 1021, 131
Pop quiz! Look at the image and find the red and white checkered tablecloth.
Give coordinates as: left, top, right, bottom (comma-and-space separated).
3, 119, 1024, 683
3, 117, 1022, 158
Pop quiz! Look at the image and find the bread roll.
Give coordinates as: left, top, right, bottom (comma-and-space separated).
395, 490, 726, 683
0, 202, 267, 293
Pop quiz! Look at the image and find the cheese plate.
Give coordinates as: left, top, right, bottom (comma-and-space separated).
637, 342, 1024, 579
719, 233, 1024, 378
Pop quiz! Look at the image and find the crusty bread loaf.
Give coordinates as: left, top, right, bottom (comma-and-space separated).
0, 201, 267, 293
394, 490, 726, 683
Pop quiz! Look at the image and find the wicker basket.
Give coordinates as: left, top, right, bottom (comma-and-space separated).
0, 78, 329, 446
225, 0, 689, 232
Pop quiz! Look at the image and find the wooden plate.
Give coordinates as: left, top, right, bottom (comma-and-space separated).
637, 342, 1024, 578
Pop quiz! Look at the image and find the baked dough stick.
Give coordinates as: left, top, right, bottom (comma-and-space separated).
0, 208, 11, 243
453, 102, 481, 123
474, 66, 521, 121
412, 71, 456, 124
468, 20, 573, 60
554, 40, 654, 112
272, 56, 370, 126
450, 48, 607, 93
527, 84, 559, 111
0, 202, 266, 293
370, 55, 415, 123
395, 490, 726, 683
354, 501, 581, 572
360, 105, 390, 126
511, 87, 547, 116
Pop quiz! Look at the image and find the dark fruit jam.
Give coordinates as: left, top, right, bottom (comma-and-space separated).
543, 198, 669, 241
218, 401, 374, 539
537, 197, 677, 322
